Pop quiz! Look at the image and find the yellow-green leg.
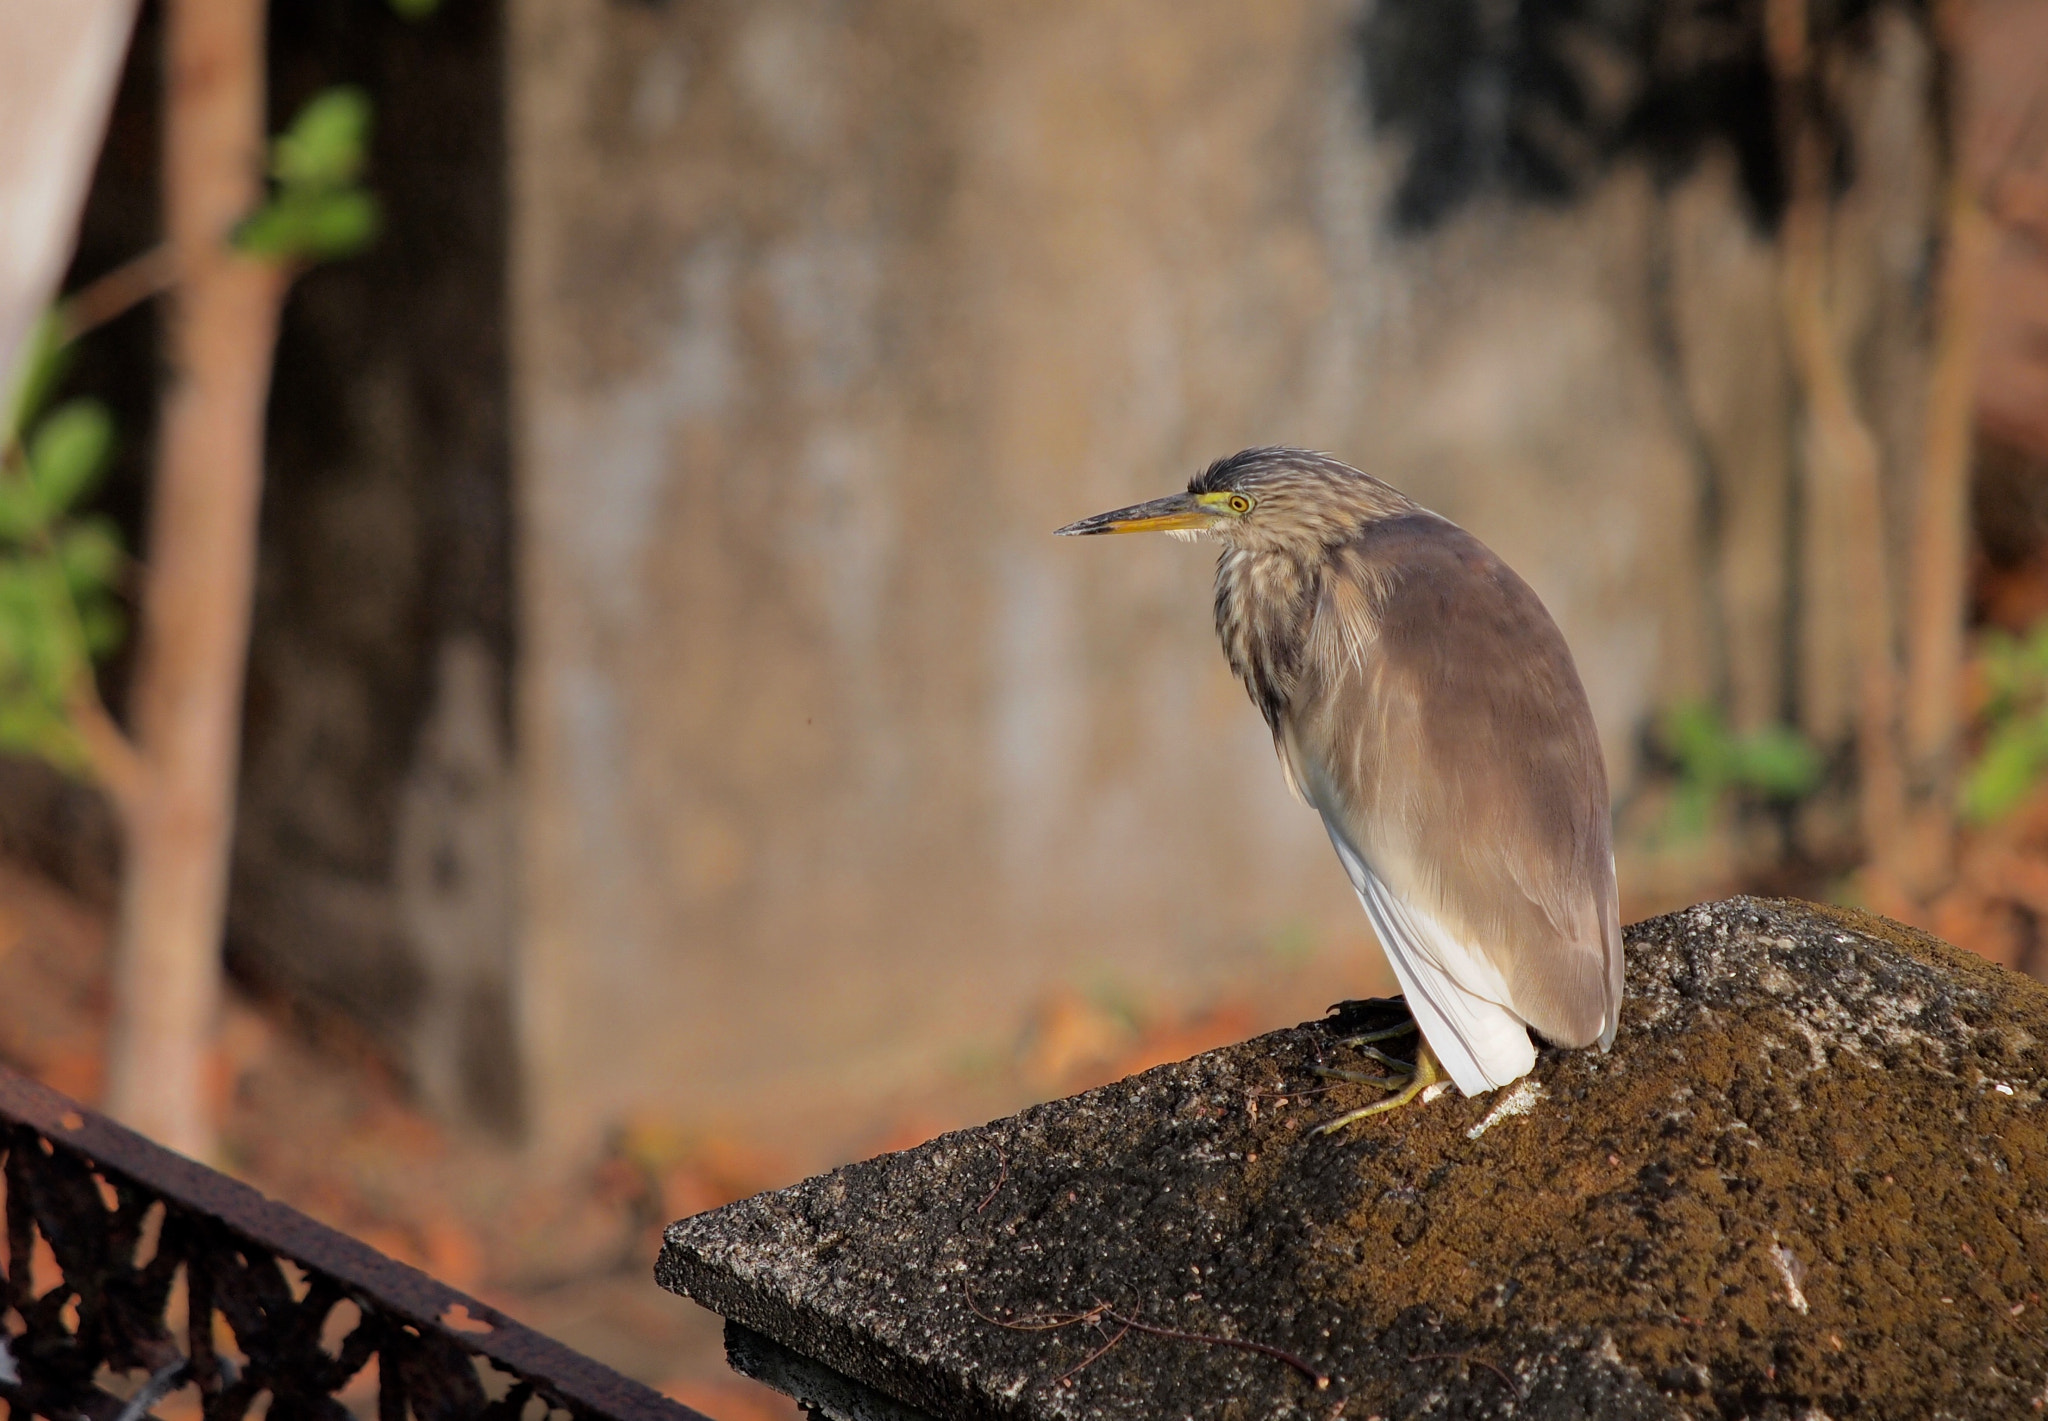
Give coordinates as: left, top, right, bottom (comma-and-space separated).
1336, 1019, 1417, 1049
1310, 1042, 1443, 1134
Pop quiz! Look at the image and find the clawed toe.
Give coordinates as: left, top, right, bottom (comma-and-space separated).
1336, 1020, 1419, 1048
1312, 1043, 1444, 1133
1311, 1065, 1408, 1089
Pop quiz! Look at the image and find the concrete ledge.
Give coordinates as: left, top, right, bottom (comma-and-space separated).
725, 1322, 939, 1421
660, 898, 2048, 1419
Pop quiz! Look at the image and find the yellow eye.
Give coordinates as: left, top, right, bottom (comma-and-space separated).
1226, 494, 1253, 515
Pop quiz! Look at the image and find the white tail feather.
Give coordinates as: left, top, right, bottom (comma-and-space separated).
1321, 819, 1537, 1096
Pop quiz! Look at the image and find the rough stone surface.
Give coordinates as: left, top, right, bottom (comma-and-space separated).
660, 899, 2048, 1418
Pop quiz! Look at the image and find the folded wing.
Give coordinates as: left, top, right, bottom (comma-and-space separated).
1320, 815, 1537, 1093
1289, 517, 1621, 1091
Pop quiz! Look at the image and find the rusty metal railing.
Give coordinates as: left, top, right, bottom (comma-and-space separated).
0, 1063, 715, 1421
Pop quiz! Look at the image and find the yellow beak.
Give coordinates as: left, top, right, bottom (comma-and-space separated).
1054, 492, 1216, 536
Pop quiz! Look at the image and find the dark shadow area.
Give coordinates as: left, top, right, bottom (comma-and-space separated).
1358, 0, 1926, 231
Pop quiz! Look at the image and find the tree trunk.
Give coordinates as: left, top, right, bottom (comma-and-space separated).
103, 0, 283, 1159
1899, 0, 1990, 898
1769, 0, 1908, 903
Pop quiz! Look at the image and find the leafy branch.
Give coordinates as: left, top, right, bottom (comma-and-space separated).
1653, 701, 1825, 842
1961, 622, 2048, 823
235, 86, 381, 263
0, 321, 136, 796
0, 84, 381, 808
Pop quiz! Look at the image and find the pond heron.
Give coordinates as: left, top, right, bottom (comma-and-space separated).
1056, 448, 1620, 1127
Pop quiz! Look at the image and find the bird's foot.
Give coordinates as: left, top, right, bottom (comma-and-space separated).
1311, 1065, 1408, 1089
1341, 1043, 1416, 1073
1311, 1043, 1444, 1133
1335, 1020, 1420, 1050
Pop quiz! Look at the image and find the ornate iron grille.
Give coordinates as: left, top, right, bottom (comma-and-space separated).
0, 1064, 715, 1421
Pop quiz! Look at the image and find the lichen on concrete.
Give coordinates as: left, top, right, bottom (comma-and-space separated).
659, 898, 2048, 1418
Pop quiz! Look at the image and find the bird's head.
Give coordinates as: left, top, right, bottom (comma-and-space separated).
1054, 447, 1415, 556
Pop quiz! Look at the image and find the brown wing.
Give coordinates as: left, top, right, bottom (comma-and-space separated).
1286, 514, 1621, 1048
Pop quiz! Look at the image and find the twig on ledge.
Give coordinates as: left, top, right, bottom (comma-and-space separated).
1408, 1350, 1518, 1395
1051, 1319, 1130, 1386
1105, 1309, 1329, 1389
972, 1149, 1008, 1216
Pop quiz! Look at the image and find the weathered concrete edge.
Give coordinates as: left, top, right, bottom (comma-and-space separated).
658, 1105, 1187, 1419
655, 1033, 1681, 1417
650, 902, 1739, 1417
656, 897, 2030, 1418
725, 1321, 942, 1421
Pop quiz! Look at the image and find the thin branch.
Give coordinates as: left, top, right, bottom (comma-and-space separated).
1645, 192, 1733, 716
972, 1150, 1008, 1216
1981, 63, 2048, 238
68, 682, 147, 818
60, 245, 177, 344
1767, 0, 1908, 897
46, 553, 147, 818
1052, 1320, 1130, 1386
1102, 1310, 1330, 1389
962, 1289, 1109, 1334
0, 443, 150, 818
1900, 0, 1993, 895
1408, 1350, 1519, 1395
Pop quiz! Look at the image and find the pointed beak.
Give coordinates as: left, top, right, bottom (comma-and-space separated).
1054, 491, 1214, 537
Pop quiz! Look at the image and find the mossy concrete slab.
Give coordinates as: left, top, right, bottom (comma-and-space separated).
658, 898, 2048, 1419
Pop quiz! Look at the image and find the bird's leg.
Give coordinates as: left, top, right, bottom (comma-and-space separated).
1311, 1043, 1443, 1134
1335, 1020, 1419, 1050
1311, 1065, 1406, 1088
1346, 1043, 1415, 1073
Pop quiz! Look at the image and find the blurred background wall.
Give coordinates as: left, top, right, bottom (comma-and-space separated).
8, 0, 2046, 1164
504, 0, 1950, 1152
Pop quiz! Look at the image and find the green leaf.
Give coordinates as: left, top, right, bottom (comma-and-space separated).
1978, 631, 2023, 716
236, 189, 381, 261
1727, 724, 1824, 798
0, 695, 84, 770
56, 517, 124, 594
1660, 701, 1731, 788
272, 87, 373, 191
237, 87, 382, 265
1653, 699, 1821, 845
1962, 710, 2048, 823
24, 561, 84, 689
0, 565, 33, 655
233, 203, 295, 259
26, 399, 113, 516
77, 599, 125, 657
1661, 780, 1717, 843
299, 189, 381, 256
3, 309, 71, 449
0, 475, 43, 543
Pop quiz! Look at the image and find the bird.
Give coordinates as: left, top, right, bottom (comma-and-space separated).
1056, 447, 1621, 1127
